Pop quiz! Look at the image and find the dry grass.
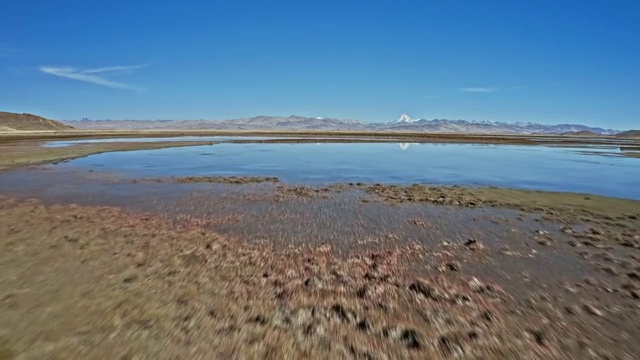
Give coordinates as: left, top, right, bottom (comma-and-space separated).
0, 111, 72, 131
0, 196, 579, 359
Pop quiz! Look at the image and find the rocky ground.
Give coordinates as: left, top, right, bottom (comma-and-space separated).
1, 178, 639, 359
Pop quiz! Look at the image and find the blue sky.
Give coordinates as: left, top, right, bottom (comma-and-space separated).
1, 0, 639, 128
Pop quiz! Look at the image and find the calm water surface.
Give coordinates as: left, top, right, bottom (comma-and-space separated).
48, 142, 640, 199
43, 136, 386, 147
44, 136, 279, 147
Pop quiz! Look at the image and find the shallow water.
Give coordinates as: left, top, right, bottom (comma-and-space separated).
41, 141, 640, 199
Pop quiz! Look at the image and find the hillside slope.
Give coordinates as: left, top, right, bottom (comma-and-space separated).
0, 111, 73, 131
616, 130, 640, 139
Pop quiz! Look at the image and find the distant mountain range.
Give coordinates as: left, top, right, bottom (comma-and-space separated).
384, 114, 620, 135
64, 113, 622, 135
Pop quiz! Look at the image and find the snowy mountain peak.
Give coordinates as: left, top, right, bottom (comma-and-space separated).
388, 114, 417, 124
397, 114, 412, 123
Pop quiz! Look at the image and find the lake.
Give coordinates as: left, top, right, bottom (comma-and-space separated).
46, 140, 640, 199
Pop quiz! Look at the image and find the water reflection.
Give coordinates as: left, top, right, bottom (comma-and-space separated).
398, 143, 411, 151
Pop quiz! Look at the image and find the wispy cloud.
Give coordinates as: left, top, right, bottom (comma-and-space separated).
82, 65, 146, 74
39, 65, 145, 92
460, 87, 496, 93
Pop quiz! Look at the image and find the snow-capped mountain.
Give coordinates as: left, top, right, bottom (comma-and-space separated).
389, 114, 415, 124
64, 114, 622, 135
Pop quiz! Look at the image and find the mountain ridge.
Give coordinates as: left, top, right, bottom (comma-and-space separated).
64, 114, 621, 135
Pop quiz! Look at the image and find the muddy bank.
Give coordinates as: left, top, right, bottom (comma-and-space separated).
620, 146, 640, 151
364, 184, 640, 248
1, 161, 638, 250
1, 162, 638, 250
2, 195, 639, 359
0, 196, 533, 359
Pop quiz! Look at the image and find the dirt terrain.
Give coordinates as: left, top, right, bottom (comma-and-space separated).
1, 176, 639, 359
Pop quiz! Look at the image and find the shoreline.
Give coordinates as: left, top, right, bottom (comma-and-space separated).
0, 140, 213, 170
2, 129, 639, 145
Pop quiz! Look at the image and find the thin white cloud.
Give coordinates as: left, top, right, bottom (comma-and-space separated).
82, 65, 146, 74
460, 87, 496, 93
39, 65, 144, 92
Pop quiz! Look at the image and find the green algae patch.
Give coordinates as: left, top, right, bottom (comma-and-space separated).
365, 184, 640, 247
366, 183, 638, 214
132, 176, 281, 184
174, 176, 280, 184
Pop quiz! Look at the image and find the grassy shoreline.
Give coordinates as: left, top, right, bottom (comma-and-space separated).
0, 140, 213, 170
363, 184, 640, 247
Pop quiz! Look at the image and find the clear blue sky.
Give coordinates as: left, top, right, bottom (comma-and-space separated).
1, 0, 638, 128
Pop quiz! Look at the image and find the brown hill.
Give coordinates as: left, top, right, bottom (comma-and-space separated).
0, 111, 73, 131
615, 130, 640, 139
